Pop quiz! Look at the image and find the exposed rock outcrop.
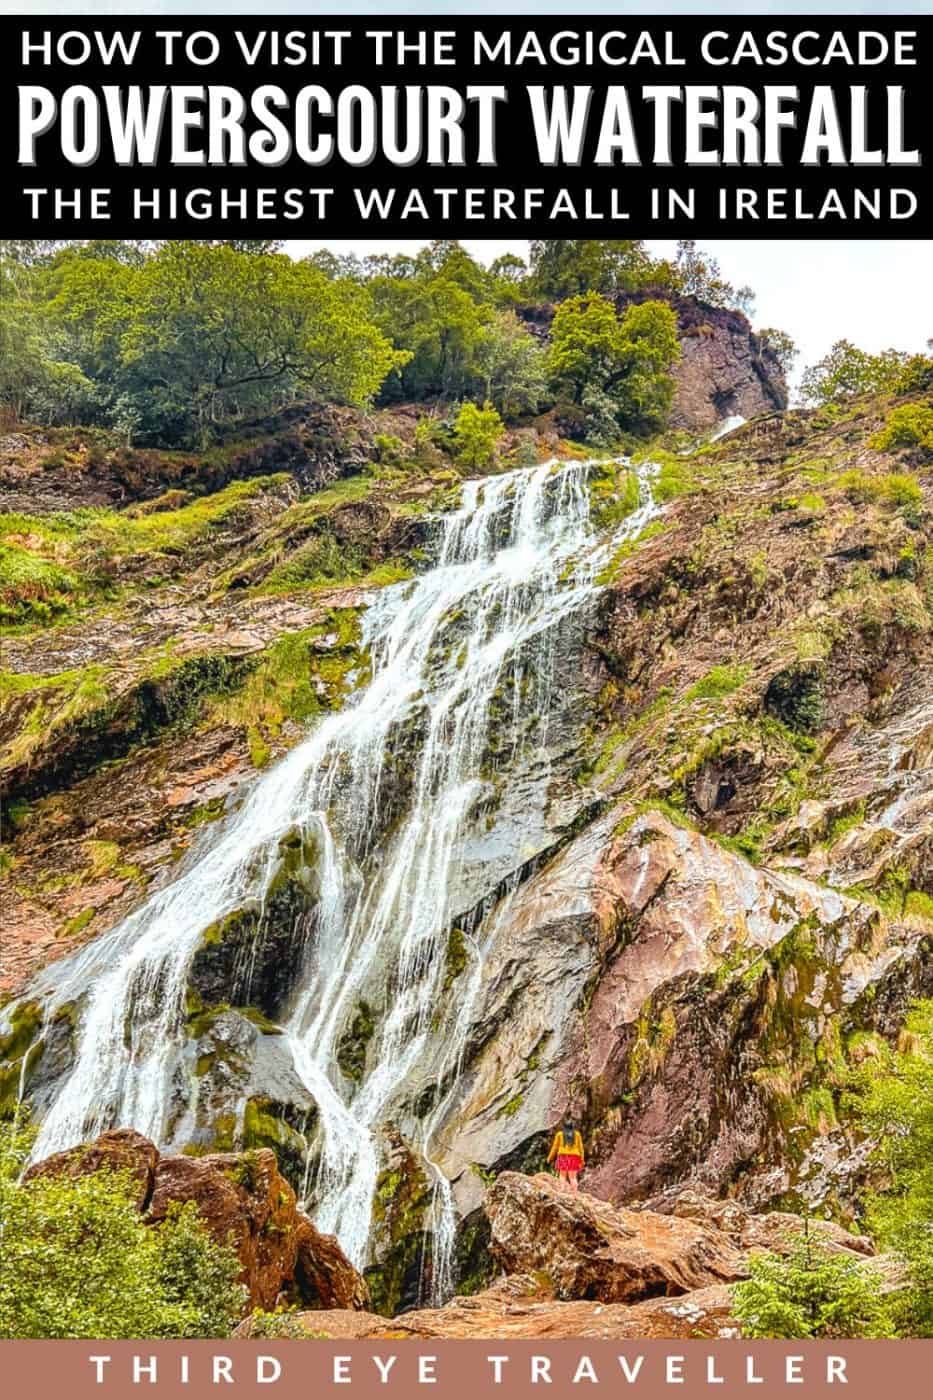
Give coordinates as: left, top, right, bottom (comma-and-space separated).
236, 1174, 880, 1338
25, 1126, 159, 1208
24, 1129, 369, 1315
486, 1172, 745, 1301
522, 289, 787, 432
658, 295, 787, 431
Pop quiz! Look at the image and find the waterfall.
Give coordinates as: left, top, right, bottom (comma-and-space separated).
10, 454, 660, 1298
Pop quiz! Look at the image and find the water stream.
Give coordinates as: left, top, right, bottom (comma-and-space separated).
10, 454, 660, 1298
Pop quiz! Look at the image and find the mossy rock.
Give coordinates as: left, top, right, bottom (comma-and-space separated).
442, 928, 468, 993
453, 1207, 496, 1296
0, 999, 44, 1064
186, 991, 283, 1042
241, 1095, 311, 1187
187, 827, 320, 1017
336, 1000, 376, 1083
366, 1141, 434, 1316
0, 999, 80, 1117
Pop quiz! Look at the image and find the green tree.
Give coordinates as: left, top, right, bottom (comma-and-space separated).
473, 311, 547, 417
673, 241, 756, 315
529, 240, 668, 300
453, 401, 505, 470
126, 244, 408, 440
0, 249, 98, 425
758, 327, 799, 375
38, 242, 409, 444
846, 1001, 933, 1336
732, 1225, 892, 1339
0, 1120, 245, 1338
799, 340, 930, 407
371, 273, 489, 403
547, 293, 680, 433
488, 253, 530, 301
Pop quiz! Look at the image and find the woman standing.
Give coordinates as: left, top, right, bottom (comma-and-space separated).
546, 1120, 585, 1194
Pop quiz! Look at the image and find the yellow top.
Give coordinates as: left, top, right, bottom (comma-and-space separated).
547, 1130, 584, 1165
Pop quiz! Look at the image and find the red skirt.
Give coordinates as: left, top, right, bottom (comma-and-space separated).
557, 1153, 582, 1173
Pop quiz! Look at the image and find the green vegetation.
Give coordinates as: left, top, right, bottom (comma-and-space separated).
210, 609, 368, 766
845, 1000, 933, 1336
0, 1118, 245, 1338
800, 339, 932, 408
526, 239, 755, 313
870, 402, 933, 454
2, 238, 794, 460
736, 1000, 933, 1339
684, 664, 749, 702
453, 401, 505, 470
547, 293, 681, 440
589, 460, 640, 529
838, 470, 923, 516
733, 1225, 891, 1339
1, 650, 252, 779
0, 474, 289, 627
2, 242, 408, 446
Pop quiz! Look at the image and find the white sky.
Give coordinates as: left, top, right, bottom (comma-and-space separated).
283, 239, 932, 388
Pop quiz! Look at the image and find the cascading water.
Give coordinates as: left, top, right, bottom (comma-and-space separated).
10, 454, 660, 1300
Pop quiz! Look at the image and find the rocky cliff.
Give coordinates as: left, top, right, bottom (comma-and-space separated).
520, 289, 788, 432
1, 382, 930, 1320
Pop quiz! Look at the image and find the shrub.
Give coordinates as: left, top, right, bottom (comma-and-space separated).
0, 1119, 245, 1338
845, 1000, 933, 1337
870, 404, 933, 454
453, 401, 505, 470
838, 470, 923, 520
732, 1228, 892, 1339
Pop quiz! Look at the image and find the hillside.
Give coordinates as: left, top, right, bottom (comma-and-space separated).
1, 374, 931, 1324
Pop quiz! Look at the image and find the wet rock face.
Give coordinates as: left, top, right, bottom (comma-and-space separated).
363, 1127, 435, 1316
187, 829, 321, 1020
439, 792, 929, 1222
25, 1129, 369, 1315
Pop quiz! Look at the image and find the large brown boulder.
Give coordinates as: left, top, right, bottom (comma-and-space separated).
24, 1127, 158, 1209
148, 1148, 301, 1311
485, 1172, 745, 1303
25, 1130, 369, 1316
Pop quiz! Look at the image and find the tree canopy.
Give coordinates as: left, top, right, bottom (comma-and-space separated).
547, 293, 681, 434
800, 339, 933, 407
2, 241, 408, 445
0, 237, 789, 448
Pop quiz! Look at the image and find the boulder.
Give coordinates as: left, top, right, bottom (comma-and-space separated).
24, 1127, 158, 1209
25, 1130, 369, 1315
485, 1172, 745, 1303
296, 1219, 372, 1311
148, 1148, 300, 1311
666, 1189, 873, 1258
